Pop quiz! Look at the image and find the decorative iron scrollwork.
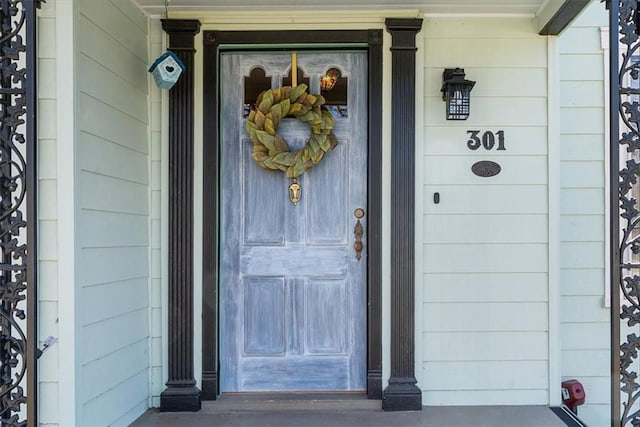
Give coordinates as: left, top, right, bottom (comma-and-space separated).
613, 0, 640, 425
0, 1, 38, 425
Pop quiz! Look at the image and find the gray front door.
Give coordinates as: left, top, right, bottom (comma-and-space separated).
220, 51, 367, 392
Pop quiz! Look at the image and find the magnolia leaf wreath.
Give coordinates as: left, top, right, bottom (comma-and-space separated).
245, 84, 338, 179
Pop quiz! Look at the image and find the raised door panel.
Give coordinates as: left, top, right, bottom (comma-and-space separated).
242, 142, 285, 246
243, 277, 286, 355
306, 142, 348, 245
305, 279, 348, 355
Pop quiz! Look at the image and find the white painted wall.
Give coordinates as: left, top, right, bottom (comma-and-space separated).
35, 3, 611, 423
420, 16, 553, 405
148, 20, 166, 409
174, 10, 608, 410
558, 3, 610, 426
38, 0, 153, 425
31, 0, 614, 423
37, 1, 60, 425
75, 0, 151, 424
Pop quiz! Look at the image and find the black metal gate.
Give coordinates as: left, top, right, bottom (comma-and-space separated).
0, 1, 39, 425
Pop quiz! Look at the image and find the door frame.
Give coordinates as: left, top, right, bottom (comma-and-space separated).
201, 29, 384, 400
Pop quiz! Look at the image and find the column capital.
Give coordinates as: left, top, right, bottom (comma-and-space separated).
385, 18, 423, 33
161, 19, 201, 51
385, 18, 423, 51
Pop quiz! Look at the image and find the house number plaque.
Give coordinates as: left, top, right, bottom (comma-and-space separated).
466, 130, 506, 177
466, 130, 506, 151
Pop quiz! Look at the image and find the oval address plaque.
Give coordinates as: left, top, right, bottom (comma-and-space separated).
471, 160, 501, 178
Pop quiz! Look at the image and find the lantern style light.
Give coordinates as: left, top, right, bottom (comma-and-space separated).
441, 68, 475, 120
320, 68, 341, 91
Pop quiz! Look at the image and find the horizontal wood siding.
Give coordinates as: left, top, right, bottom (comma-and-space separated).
37, 0, 60, 425
148, 20, 164, 408
421, 17, 550, 405
558, 3, 609, 426
75, 0, 151, 425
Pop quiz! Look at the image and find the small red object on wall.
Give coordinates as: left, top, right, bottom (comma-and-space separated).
561, 379, 585, 413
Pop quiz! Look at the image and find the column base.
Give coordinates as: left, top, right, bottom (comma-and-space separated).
367, 369, 383, 399
160, 385, 201, 412
382, 377, 422, 411
201, 370, 218, 401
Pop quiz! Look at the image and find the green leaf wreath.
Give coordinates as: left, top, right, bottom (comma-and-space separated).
245, 84, 338, 178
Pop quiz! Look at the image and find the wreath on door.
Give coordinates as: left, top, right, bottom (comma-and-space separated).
245, 84, 337, 178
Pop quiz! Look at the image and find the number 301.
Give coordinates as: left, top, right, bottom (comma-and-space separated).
467, 130, 506, 151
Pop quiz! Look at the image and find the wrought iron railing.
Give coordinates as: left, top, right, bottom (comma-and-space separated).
0, 1, 38, 425
609, 0, 640, 425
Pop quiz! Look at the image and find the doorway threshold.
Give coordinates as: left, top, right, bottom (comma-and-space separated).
204, 392, 379, 412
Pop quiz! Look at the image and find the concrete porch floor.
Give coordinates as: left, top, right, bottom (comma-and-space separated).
129, 395, 572, 427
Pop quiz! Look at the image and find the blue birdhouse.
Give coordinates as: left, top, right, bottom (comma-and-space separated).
148, 51, 185, 90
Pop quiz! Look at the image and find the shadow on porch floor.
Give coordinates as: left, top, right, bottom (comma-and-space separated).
129, 395, 573, 427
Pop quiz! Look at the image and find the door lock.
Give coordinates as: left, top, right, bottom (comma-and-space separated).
354, 208, 365, 261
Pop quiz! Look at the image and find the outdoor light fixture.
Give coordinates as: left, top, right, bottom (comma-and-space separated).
320, 68, 341, 91
441, 68, 475, 120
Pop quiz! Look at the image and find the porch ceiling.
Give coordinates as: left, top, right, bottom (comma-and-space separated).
135, 0, 586, 17
135, 0, 594, 34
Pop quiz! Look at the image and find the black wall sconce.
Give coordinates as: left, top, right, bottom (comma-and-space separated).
441, 68, 475, 120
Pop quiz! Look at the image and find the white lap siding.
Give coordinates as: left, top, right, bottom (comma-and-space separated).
420, 17, 551, 405
37, 0, 60, 425
148, 19, 164, 409
75, 0, 151, 425
558, 3, 610, 426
